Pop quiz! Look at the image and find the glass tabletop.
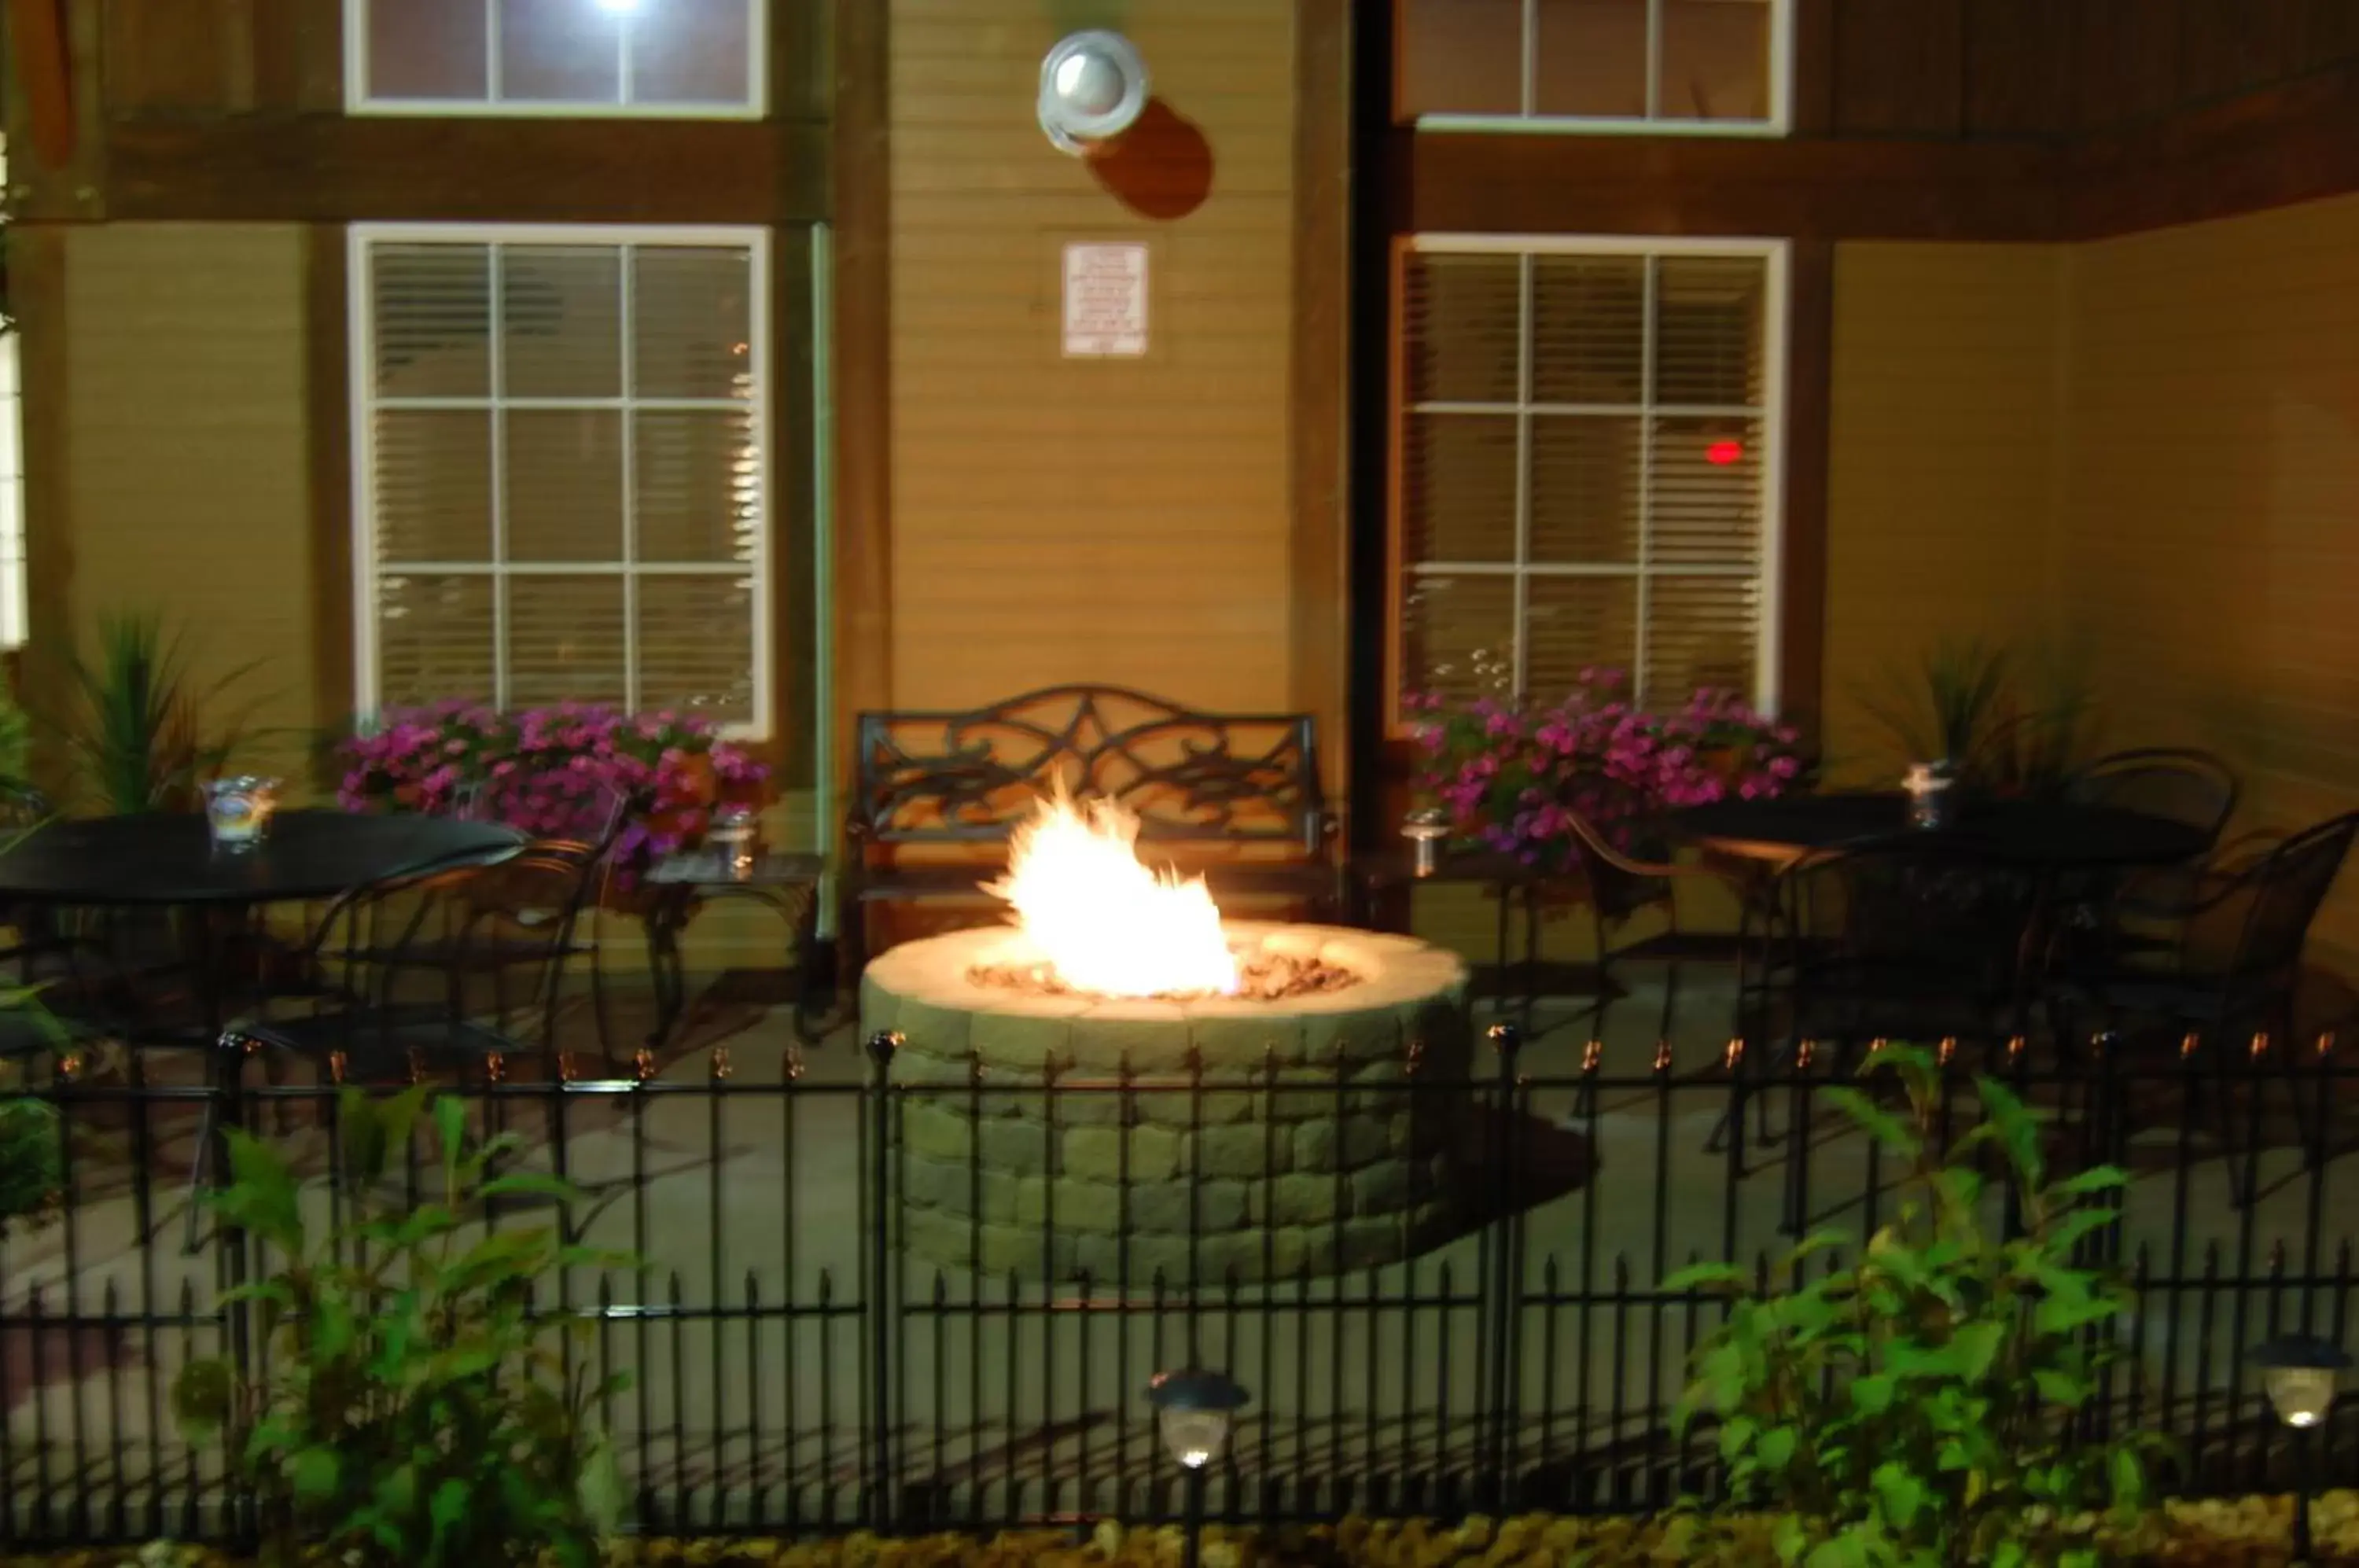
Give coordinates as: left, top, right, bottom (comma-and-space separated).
1672, 792, 2212, 869
0, 810, 525, 906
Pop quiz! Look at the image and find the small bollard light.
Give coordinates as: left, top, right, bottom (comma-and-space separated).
1401, 807, 1448, 879
2253, 1334, 2351, 1562
1148, 1369, 1249, 1568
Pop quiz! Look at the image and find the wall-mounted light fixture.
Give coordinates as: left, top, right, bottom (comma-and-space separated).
1039, 30, 1150, 156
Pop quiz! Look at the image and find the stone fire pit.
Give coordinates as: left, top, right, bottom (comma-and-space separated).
861, 921, 1474, 1283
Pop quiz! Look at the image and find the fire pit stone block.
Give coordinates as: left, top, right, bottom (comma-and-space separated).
865, 922, 1474, 1283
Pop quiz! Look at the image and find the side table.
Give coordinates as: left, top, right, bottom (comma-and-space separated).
642, 848, 830, 1048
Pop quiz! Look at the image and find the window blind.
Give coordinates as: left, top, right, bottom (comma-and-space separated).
1398, 238, 1783, 714
355, 227, 771, 734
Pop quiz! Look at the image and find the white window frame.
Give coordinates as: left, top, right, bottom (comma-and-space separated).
1411, 0, 1794, 138
343, 0, 767, 120
348, 221, 775, 738
1397, 233, 1789, 718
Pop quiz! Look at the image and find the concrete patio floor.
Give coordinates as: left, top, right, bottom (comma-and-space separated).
1, 964, 2351, 1537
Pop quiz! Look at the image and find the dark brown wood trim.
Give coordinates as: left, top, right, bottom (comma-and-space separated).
773, 0, 829, 125
774, 224, 819, 790
1290, 0, 1351, 803
7, 0, 75, 168
2070, 59, 2359, 237
14, 226, 73, 790
252, 0, 344, 113
304, 224, 354, 791
1789, 0, 1837, 135
1776, 239, 1832, 738
103, 118, 828, 225
830, 0, 891, 796
1400, 128, 2067, 241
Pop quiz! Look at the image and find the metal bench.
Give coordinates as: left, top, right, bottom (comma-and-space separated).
841, 683, 1342, 979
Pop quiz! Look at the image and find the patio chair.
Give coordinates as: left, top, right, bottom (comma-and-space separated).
2044, 810, 2359, 1204
2059, 747, 2243, 949
1550, 777, 1794, 1044
187, 842, 609, 1250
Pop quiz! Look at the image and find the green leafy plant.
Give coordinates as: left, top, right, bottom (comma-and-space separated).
1665, 1045, 2165, 1568
171, 1086, 632, 1568
59, 612, 261, 815
0, 1088, 61, 1228
1855, 636, 2096, 800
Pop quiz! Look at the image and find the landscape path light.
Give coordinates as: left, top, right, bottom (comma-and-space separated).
2252, 1334, 2352, 1562
1148, 1367, 1249, 1568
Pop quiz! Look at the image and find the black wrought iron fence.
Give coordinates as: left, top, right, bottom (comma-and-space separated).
2, 1028, 2357, 1546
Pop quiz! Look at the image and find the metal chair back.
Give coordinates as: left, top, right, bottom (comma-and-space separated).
2077, 747, 2240, 849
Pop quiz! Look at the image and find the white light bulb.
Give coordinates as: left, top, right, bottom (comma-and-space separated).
2267, 1365, 2339, 1428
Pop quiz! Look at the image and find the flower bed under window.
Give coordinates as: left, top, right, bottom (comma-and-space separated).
337, 702, 770, 880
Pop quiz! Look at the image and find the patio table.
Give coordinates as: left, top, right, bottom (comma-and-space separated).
0, 808, 525, 1036
1672, 791, 2210, 870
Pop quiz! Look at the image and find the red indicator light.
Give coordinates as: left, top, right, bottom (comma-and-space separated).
1706, 440, 1744, 467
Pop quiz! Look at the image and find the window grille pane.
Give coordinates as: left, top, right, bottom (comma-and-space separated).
359, 227, 771, 734
1525, 574, 1639, 697
1660, 0, 1773, 123
1397, 0, 1524, 116
372, 245, 491, 399
378, 574, 497, 706
504, 410, 624, 561
1404, 413, 1518, 564
635, 411, 760, 563
354, 0, 762, 112
502, 248, 622, 399
632, 248, 756, 401
1403, 573, 1518, 703
1529, 415, 1641, 563
1644, 574, 1760, 704
1655, 256, 1767, 406
507, 576, 628, 709
1395, 240, 1779, 713
1648, 415, 1762, 568
1533, 0, 1649, 118
630, 0, 754, 105
499, 0, 624, 104
374, 411, 494, 563
639, 576, 758, 723
1404, 253, 1520, 405
365, 0, 487, 101
1531, 255, 1645, 405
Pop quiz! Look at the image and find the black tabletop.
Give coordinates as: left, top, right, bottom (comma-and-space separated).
0, 810, 525, 907
1672, 791, 2211, 870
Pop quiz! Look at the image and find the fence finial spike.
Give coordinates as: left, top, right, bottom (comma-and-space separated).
1724, 1037, 1744, 1071
2318, 1032, 2336, 1059
485, 1051, 506, 1084
1796, 1038, 1816, 1069
634, 1047, 658, 1082
711, 1043, 733, 1081
2251, 1031, 2271, 1060
1581, 1039, 1603, 1074
2006, 1034, 2026, 1061
329, 1050, 348, 1085
1653, 1040, 1673, 1073
1937, 1036, 1956, 1066
2180, 1031, 2200, 1059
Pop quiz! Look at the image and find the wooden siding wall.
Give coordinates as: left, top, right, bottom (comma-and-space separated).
57, 224, 317, 780
1820, 0, 2359, 138
1820, 243, 2067, 777
886, 0, 1299, 715
2059, 193, 2359, 967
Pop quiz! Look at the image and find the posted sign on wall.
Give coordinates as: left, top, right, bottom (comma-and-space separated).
1061, 241, 1150, 358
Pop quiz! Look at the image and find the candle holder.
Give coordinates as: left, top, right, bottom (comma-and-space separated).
710, 804, 760, 881
1402, 808, 1449, 878
1903, 760, 1954, 830
205, 777, 280, 852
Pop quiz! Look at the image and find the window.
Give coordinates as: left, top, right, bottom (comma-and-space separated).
351, 224, 771, 734
1394, 236, 1786, 716
1398, 0, 1790, 134
346, 0, 764, 116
